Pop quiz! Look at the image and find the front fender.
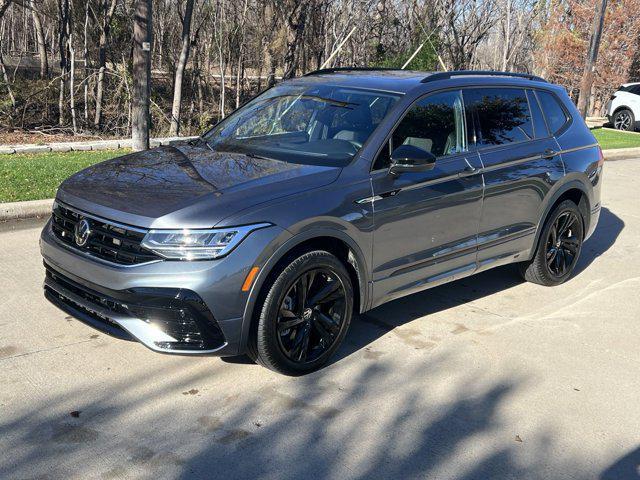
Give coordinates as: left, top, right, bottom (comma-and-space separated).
237, 226, 371, 354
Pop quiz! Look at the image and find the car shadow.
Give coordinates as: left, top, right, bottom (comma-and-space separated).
601, 446, 640, 479
336, 206, 624, 362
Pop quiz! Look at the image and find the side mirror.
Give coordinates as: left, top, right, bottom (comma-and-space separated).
388, 144, 436, 175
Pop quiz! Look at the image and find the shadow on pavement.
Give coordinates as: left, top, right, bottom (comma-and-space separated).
601, 447, 640, 479
338, 206, 623, 361
574, 207, 624, 276
0, 347, 580, 479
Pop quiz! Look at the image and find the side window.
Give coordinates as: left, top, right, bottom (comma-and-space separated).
526, 89, 550, 138
464, 88, 533, 146
628, 85, 640, 96
536, 90, 569, 135
373, 90, 466, 170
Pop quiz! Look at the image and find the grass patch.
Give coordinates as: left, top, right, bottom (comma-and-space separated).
592, 128, 640, 150
0, 150, 125, 203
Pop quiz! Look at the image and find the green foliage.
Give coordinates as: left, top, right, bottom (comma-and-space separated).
371, 39, 441, 71
0, 150, 124, 203
592, 128, 640, 150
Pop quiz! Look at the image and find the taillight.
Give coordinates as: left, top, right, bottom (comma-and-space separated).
597, 145, 605, 166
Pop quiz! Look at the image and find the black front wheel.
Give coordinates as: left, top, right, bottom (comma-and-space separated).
248, 250, 353, 375
520, 200, 584, 286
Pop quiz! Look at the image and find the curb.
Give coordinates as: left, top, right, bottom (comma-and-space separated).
603, 147, 640, 161
0, 198, 54, 221
0, 136, 198, 155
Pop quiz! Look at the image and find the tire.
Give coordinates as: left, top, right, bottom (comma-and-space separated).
612, 108, 635, 131
247, 250, 353, 375
519, 200, 584, 286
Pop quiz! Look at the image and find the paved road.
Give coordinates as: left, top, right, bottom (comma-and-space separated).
1, 159, 639, 480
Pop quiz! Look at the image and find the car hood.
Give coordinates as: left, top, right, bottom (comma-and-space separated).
57, 144, 342, 228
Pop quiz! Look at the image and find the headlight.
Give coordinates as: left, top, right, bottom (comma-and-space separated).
141, 223, 271, 260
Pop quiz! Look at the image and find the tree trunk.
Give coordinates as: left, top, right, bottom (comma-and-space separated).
0, 50, 16, 108
169, 0, 194, 136
282, 3, 309, 79
30, 0, 48, 78
0, 0, 16, 108
577, 0, 607, 118
57, 0, 69, 126
68, 22, 77, 133
83, 2, 89, 124
132, 0, 152, 151
94, 0, 118, 129
501, 0, 511, 71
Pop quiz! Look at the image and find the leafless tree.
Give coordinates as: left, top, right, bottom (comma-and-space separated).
169, 0, 195, 135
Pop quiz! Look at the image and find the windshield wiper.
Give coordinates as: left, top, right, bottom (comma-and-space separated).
263, 94, 358, 109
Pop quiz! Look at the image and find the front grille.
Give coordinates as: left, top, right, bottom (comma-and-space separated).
51, 202, 161, 265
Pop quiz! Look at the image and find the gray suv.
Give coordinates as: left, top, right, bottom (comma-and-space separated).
41, 69, 603, 374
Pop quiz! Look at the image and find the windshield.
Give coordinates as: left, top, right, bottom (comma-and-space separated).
202, 84, 401, 167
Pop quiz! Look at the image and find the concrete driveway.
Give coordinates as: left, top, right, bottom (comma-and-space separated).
1, 159, 638, 480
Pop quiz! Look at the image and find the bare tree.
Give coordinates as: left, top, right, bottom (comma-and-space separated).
94, 0, 119, 129
280, 1, 310, 79
435, 0, 500, 70
57, 0, 70, 125
0, 0, 15, 108
30, 0, 48, 78
169, 0, 195, 135
132, 0, 152, 150
577, 0, 608, 118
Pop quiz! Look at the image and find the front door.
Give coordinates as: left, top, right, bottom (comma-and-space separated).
368, 90, 484, 308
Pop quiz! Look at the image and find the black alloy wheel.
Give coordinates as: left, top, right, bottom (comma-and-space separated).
248, 250, 354, 375
519, 199, 584, 286
545, 211, 581, 277
277, 268, 347, 363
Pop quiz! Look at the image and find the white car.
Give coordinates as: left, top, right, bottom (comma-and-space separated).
606, 82, 640, 131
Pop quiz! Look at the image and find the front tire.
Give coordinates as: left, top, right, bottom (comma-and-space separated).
613, 108, 635, 131
520, 200, 584, 286
248, 250, 353, 375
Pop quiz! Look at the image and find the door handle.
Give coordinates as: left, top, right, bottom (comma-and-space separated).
541, 148, 557, 159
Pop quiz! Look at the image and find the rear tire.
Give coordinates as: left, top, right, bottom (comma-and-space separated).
247, 250, 353, 375
519, 200, 584, 286
613, 108, 635, 131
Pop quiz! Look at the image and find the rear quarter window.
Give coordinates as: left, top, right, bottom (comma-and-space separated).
536, 90, 570, 135
526, 89, 549, 138
463, 88, 533, 146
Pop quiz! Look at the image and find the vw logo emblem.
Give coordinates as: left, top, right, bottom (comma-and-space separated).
74, 218, 91, 247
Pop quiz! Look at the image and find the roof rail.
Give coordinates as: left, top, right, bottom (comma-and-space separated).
421, 70, 547, 83
304, 67, 403, 76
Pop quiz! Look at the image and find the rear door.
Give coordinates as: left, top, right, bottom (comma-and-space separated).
369, 89, 484, 307
463, 87, 565, 271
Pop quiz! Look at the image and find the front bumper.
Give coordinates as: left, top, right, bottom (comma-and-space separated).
41, 218, 287, 355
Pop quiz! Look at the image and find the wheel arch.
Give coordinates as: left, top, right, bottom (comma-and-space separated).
531, 181, 591, 258
238, 228, 370, 353
611, 105, 636, 128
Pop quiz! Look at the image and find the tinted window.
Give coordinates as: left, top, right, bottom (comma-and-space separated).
374, 90, 466, 170
464, 88, 533, 146
628, 85, 640, 96
536, 90, 569, 134
526, 89, 549, 138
